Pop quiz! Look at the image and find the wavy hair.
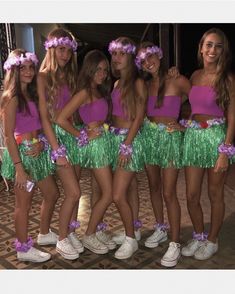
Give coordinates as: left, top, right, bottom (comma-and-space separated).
198, 28, 231, 110
39, 28, 78, 120
0, 48, 38, 117
137, 41, 167, 108
110, 37, 142, 120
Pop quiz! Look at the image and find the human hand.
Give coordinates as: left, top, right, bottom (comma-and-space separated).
25, 142, 44, 157
214, 153, 229, 173
167, 66, 180, 79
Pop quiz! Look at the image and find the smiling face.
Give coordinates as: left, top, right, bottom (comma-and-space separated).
200, 33, 223, 66
139, 49, 160, 75
92, 60, 109, 86
55, 45, 72, 68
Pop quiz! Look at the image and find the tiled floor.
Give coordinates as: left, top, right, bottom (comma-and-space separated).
0, 167, 235, 270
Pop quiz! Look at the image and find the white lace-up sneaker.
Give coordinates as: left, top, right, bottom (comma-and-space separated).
17, 247, 51, 263
181, 239, 205, 257
145, 229, 168, 248
56, 238, 79, 260
161, 242, 181, 267
112, 229, 141, 245
82, 234, 109, 254
114, 236, 138, 259
37, 229, 58, 245
68, 232, 84, 253
194, 240, 218, 260
96, 231, 116, 250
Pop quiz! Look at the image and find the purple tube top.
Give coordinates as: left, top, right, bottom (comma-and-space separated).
79, 98, 108, 124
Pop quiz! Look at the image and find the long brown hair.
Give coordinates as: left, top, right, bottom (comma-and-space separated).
39, 28, 78, 119
197, 28, 231, 110
137, 41, 167, 108
110, 37, 142, 120
0, 48, 38, 116
77, 49, 111, 100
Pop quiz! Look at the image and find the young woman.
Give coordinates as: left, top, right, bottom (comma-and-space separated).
136, 42, 191, 267
56, 49, 116, 254
37, 28, 84, 260
0, 49, 59, 262
181, 28, 235, 260
108, 37, 147, 259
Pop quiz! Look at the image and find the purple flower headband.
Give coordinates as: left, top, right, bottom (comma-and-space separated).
135, 46, 163, 69
108, 40, 136, 55
3, 52, 39, 71
44, 37, 78, 52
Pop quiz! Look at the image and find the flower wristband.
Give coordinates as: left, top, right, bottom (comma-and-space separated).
218, 142, 235, 158
76, 128, 89, 147
50, 145, 67, 163
119, 142, 133, 156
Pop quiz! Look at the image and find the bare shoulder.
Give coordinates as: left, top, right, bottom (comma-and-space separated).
135, 78, 145, 90
113, 79, 119, 89
37, 71, 47, 84
190, 69, 202, 83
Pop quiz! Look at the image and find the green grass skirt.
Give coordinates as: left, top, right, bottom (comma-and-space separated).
142, 120, 184, 168
182, 123, 233, 168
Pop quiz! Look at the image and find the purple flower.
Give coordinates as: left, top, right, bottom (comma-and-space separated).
44, 37, 78, 52
135, 46, 163, 69
108, 40, 136, 55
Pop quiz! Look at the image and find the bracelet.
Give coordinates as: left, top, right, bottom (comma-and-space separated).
218, 142, 235, 158
38, 134, 49, 150
119, 142, 133, 156
50, 145, 67, 163
14, 161, 22, 165
76, 128, 89, 147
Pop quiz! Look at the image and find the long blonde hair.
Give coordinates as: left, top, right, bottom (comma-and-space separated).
111, 37, 142, 120
0, 48, 38, 116
40, 28, 78, 119
198, 28, 231, 110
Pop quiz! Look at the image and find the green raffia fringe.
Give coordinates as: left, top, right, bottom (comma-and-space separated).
54, 123, 83, 166
142, 120, 184, 169
1, 144, 54, 182
110, 130, 145, 172
182, 123, 233, 168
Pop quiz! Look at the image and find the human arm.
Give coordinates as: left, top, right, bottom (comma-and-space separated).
118, 79, 147, 167
37, 72, 68, 166
214, 75, 235, 173
2, 97, 28, 189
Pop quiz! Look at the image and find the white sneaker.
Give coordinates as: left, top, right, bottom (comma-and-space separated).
112, 229, 141, 245
114, 236, 138, 259
68, 232, 84, 253
17, 247, 51, 263
145, 229, 168, 248
96, 231, 116, 250
181, 239, 205, 257
37, 229, 58, 245
56, 238, 79, 260
194, 240, 218, 260
82, 234, 109, 254
161, 242, 181, 267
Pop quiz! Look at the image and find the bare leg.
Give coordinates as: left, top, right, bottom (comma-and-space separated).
37, 175, 59, 234
162, 168, 180, 242
185, 167, 205, 233
207, 168, 227, 242
113, 168, 135, 238
145, 164, 164, 224
127, 175, 139, 222
14, 187, 34, 242
56, 165, 81, 240
86, 167, 112, 235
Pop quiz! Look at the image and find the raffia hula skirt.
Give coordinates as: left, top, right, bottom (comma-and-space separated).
109, 125, 145, 172
78, 124, 112, 169
181, 118, 233, 168
53, 123, 83, 166
1, 139, 54, 182
142, 118, 183, 169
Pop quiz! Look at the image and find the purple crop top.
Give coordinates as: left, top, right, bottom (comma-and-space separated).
147, 95, 181, 118
14, 101, 42, 135
79, 98, 108, 124
111, 88, 127, 119
190, 86, 224, 117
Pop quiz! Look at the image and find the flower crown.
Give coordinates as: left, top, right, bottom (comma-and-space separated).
3, 52, 39, 71
135, 46, 163, 69
44, 37, 78, 52
108, 40, 136, 55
